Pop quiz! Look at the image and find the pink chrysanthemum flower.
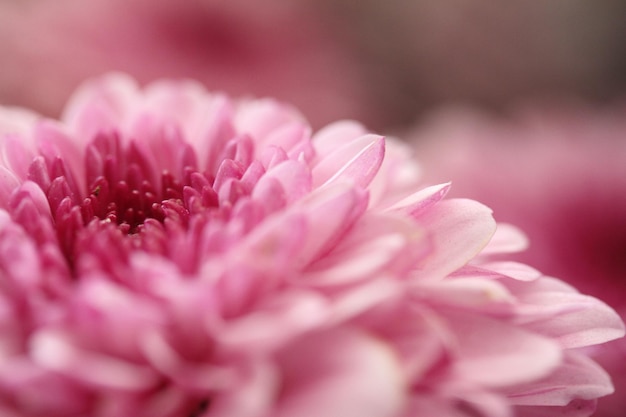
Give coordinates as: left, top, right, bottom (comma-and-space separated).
0, 75, 623, 417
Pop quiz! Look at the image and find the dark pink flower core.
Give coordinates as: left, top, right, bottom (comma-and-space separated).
11, 130, 224, 278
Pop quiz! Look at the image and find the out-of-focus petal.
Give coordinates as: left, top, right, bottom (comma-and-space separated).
507, 352, 614, 407
275, 329, 404, 417
444, 311, 562, 387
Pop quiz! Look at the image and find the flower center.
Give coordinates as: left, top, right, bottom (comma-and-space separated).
80, 169, 188, 235
16, 131, 222, 274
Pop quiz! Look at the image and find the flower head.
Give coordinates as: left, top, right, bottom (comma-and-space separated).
0, 75, 623, 417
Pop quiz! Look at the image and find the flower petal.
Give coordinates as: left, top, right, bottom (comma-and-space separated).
385, 182, 450, 216
414, 198, 497, 280
480, 223, 529, 255
292, 182, 368, 266
445, 311, 562, 387
259, 159, 312, 204
208, 361, 278, 417
31, 329, 160, 391
62, 72, 139, 140
275, 329, 404, 417
514, 399, 598, 417
312, 134, 385, 189
311, 120, 368, 157
507, 352, 613, 406
520, 291, 625, 348
217, 290, 329, 352
0, 166, 20, 208
415, 277, 516, 314
235, 99, 304, 145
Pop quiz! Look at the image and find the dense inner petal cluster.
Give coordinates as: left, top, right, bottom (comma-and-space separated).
16, 131, 222, 274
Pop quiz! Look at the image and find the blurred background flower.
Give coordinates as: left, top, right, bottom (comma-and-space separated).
2, 0, 626, 131
0, 0, 374, 129
320, 0, 626, 129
